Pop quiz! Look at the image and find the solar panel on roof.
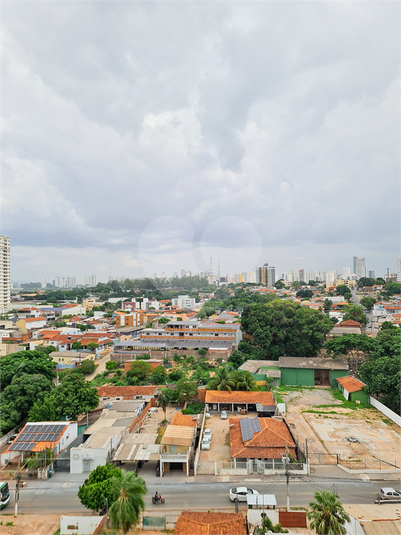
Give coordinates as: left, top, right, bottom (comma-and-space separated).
49, 433, 59, 441
250, 418, 261, 434
15, 434, 27, 442
23, 443, 36, 451
41, 425, 50, 433
25, 424, 42, 433
54, 425, 65, 432
240, 418, 253, 442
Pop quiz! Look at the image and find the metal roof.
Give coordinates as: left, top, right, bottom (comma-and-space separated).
279, 356, 348, 370
116, 339, 234, 350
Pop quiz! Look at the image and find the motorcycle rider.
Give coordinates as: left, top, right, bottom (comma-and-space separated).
154, 491, 161, 502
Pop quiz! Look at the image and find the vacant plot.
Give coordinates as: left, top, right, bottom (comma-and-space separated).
199, 413, 245, 464
279, 387, 401, 469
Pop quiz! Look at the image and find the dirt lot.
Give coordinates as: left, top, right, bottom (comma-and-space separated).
0, 514, 60, 535
199, 413, 247, 464
280, 388, 401, 468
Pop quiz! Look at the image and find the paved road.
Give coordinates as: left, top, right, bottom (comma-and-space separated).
8, 477, 394, 514
86, 351, 112, 382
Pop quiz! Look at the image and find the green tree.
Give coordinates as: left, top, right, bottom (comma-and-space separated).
128, 361, 152, 381
323, 299, 332, 313
291, 281, 301, 290
78, 464, 122, 514
158, 317, 171, 324
342, 304, 368, 327
198, 348, 207, 357
357, 277, 376, 288
227, 350, 246, 370
336, 285, 351, 297
33, 373, 99, 421
241, 300, 332, 359
235, 370, 256, 391
149, 365, 167, 385
208, 367, 236, 392
156, 389, 169, 420
109, 471, 146, 534
307, 491, 350, 535
28, 396, 57, 422
325, 334, 376, 373
0, 350, 56, 389
80, 360, 97, 375
175, 379, 198, 405
274, 280, 285, 289
86, 342, 99, 352
360, 296, 376, 312
296, 289, 313, 299
71, 341, 82, 350
106, 361, 118, 371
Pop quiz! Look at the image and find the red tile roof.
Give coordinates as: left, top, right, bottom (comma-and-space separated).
24, 317, 46, 322
336, 376, 366, 393
229, 417, 296, 459
205, 390, 275, 406
339, 319, 361, 327
174, 512, 247, 535
171, 412, 197, 428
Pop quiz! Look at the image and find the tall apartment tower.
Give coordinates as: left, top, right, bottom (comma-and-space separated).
257, 262, 275, 287
0, 235, 11, 312
354, 257, 366, 279
299, 269, 305, 283
397, 258, 401, 282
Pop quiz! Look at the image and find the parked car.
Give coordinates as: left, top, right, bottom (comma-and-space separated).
221, 410, 228, 420
379, 488, 401, 501
201, 439, 210, 451
229, 487, 259, 502
204, 429, 212, 441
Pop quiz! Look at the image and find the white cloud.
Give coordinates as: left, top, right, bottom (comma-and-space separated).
2, 1, 399, 280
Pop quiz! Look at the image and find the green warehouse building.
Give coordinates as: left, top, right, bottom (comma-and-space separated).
279, 357, 349, 388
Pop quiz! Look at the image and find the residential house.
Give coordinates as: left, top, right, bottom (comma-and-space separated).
52, 351, 96, 368
2, 421, 78, 466
160, 412, 198, 476
16, 316, 47, 334
205, 391, 276, 417
97, 386, 159, 403
229, 416, 296, 462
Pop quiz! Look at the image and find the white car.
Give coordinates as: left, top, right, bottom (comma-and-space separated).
204, 429, 212, 441
201, 439, 210, 451
379, 488, 401, 501
220, 410, 228, 420
230, 487, 259, 502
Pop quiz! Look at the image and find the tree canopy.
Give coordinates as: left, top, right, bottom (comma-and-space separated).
109, 471, 146, 534
241, 300, 332, 359
360, 296, 376, 311
78, 464, 123, 514
342, 304, 368, 327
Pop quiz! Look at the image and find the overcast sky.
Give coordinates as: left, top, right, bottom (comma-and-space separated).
2, 1, 399, 283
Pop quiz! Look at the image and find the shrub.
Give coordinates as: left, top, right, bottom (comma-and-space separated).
182, 402, 205, 415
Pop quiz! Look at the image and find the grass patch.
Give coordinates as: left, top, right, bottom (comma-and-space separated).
182, 402, 205, 415
224, 432, 230, 446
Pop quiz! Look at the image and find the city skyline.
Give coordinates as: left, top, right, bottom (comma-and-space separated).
2, 3, 398, 283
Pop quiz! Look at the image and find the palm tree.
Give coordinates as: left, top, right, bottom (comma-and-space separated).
156, 389, 169, 421
109, 470, 146, 534
235, 371, 256, 391
208, 367, 236, 392
307, 491, 350, 535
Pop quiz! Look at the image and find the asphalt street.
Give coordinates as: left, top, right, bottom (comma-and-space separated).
6, 476, 396, 514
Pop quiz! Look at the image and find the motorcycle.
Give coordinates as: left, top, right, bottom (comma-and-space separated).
152, 495, 165, 504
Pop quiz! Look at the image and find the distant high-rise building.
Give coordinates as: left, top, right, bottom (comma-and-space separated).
397, 259, 401, 282
41, 278, 46, 289
299, 269, 305, 283
342, 267, 351, 279
241, 271, 248, 283
257, 262, 275, 287
0, 235, 10, 312
181, 269, 186, 278
354, 258, 366, 279
368, 270, 375, 279
248, 271, 256, 283
314, 271, 321, 282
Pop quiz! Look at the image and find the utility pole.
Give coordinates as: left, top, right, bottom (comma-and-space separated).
14, 472, 21, 517
285, 444, 290, 511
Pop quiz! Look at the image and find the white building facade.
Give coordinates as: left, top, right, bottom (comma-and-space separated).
0, 236, 10, 313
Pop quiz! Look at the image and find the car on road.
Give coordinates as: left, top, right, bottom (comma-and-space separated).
221, 410, 228, 420
201, 439, 210, 451
379, 488, 401, 501
229, 487, 259, 502
204, 429, 212, 441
